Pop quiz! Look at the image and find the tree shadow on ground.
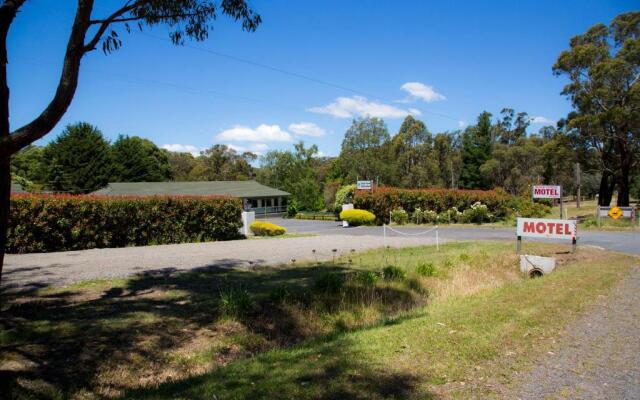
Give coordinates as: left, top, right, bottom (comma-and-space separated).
0, 260, 431, 399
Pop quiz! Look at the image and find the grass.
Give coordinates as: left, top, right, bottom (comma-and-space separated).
1, 242, 636, 399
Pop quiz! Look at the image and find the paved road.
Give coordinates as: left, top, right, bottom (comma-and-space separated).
3, 234, 441, 290
266, 218, 640, 255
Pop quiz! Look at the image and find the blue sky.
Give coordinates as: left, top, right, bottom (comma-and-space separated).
8, 0, 638, 158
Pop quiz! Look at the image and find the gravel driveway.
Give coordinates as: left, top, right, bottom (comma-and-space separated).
507, 266, 640, 399
3, 234, 442, 290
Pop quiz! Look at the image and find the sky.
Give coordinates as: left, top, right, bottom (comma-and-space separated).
7, 0, 639, 158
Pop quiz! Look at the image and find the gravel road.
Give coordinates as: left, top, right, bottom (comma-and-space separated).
507, 266, 640, 399
3, 234, 442, 290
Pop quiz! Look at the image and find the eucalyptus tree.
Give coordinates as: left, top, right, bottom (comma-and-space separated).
553, 11, 639, 206
0, 0, 261, 284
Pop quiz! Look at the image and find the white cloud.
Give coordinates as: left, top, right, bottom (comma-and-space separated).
457, 121, 467, 128
408, 108, 422, 116
226, 143, 269, 155
308, 96, 413, 119
530, 116, 554, 125
288, 122, 326, 137
216, 124, 292, 142
162, 144, 203, 156
400, 82, 446, 103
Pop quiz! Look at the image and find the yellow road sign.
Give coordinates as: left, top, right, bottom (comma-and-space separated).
608, 206, 623, 220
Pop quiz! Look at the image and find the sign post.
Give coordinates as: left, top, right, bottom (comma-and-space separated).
357, 180, 373, 193
532, 185, 563, 219
516, 217, 577, 253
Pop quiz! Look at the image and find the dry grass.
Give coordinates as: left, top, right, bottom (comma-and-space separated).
1, 241, 634, 399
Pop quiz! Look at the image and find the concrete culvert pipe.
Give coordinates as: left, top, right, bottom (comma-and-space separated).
529, 268, 544, 278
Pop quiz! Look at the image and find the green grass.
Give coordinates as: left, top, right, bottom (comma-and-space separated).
551, 199, 639, 231
1, 241, 635, 399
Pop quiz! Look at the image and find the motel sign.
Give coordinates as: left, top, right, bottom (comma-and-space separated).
516, 217, 577, 253
532, 185, 561, 199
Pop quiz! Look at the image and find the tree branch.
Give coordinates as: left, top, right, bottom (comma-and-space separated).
5, 0, 95, 152
83, 2, 138, 52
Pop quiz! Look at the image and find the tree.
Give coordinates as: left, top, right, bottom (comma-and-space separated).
338, 117, 392, 183
434, 132, 462, 189
10, 145, 44, 188
257, 142, 323, 211
0, 0, 261, 284
391, 115, 440, 188
41, 122, 113, 193
493, 108, 530, 145
111, 135, 172, 182
480, 137, 545, 195
198, 145, 256, 181
167, 151, 199, 181
553, 11, 639, 206
459, 112, 493, 189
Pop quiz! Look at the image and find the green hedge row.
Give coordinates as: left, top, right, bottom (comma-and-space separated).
7, 195, 243, 253
354, 188, 512, 224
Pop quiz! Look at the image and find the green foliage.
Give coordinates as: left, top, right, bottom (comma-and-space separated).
354, 187, 511, 224
111, 135, 173, 182
219, 288, 254, 317
382, 265, 406, 281
339, 209, 376, 226
41, 122, 114, 193
314, 271, 345, 293
334, 184, 356, 210
438, 207, 463, 224
338, 117, 393, 183
460, 112, 493, 189
390, 207, 408, 225
515, 198, 552, 218
460, 202, 493, 224
354, 271, 380, 287
391, 116, 441, 188
415, 262, 437, 277
249, 221, 286, 236
553, 11, 640, 206
7, 195, 242, 253
257, 142, 323, 211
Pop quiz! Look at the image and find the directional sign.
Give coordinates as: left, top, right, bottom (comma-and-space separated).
608, 206, 623, 220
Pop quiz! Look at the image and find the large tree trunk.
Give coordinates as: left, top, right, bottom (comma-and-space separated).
0, 157, 8, 286
617, 161, 630, 207
597, 171, 614, 206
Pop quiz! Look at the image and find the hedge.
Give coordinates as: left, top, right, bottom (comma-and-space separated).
339, 209, 376, 226
250, 221, 286, 236
7, 194, 243, 253
354, 188, 512, 224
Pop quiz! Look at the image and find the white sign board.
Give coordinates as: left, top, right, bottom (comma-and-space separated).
597, 206, 636, 218
357, 180, 372, 190
516, 218, 576, 240
532, 185, 561, 199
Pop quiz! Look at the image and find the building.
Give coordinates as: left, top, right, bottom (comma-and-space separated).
93, 181, 290, 214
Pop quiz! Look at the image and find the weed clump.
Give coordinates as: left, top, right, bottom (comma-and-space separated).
382, 265, 406, 281
314, 271, 345, 293
219, 288, 253, 317
415, 262, 438, 277
355, 271, 380, 287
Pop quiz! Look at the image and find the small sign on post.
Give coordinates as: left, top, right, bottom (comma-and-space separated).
516, 217, 577, 253
356, 180, 373, 191
532, 185, 563, 218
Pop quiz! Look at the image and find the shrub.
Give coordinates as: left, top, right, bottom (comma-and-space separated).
415, 262, 437, 277
219, 288, 253, 317
355, 270, 380, 287
354, 187, 511, 224
411, 207, 424, 224
250, 221, 286, 236
7, 194, 242, 253
382, 265, 406, 280
516, 199, 551, 218
460, 202, 493, 224
390, 207, 408, 225
438, 207, 462, 224
314, 271, 345, 293
422, 209, 439, 224
334, 184, 356, 211
339, 209, 375, 226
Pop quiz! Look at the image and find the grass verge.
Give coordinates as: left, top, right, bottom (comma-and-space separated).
0, 242, 635, 399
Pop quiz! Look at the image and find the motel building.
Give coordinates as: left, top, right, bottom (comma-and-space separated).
93, 181, 290, 215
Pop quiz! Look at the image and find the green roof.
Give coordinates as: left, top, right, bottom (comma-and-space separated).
93, 181, 290, 198
11, 183, 26, 193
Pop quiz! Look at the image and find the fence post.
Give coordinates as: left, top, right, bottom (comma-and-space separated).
436, 226, 439, 251
516, 235, 522, 254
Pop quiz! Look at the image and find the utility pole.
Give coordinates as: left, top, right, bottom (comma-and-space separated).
575, 163, 581, 209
